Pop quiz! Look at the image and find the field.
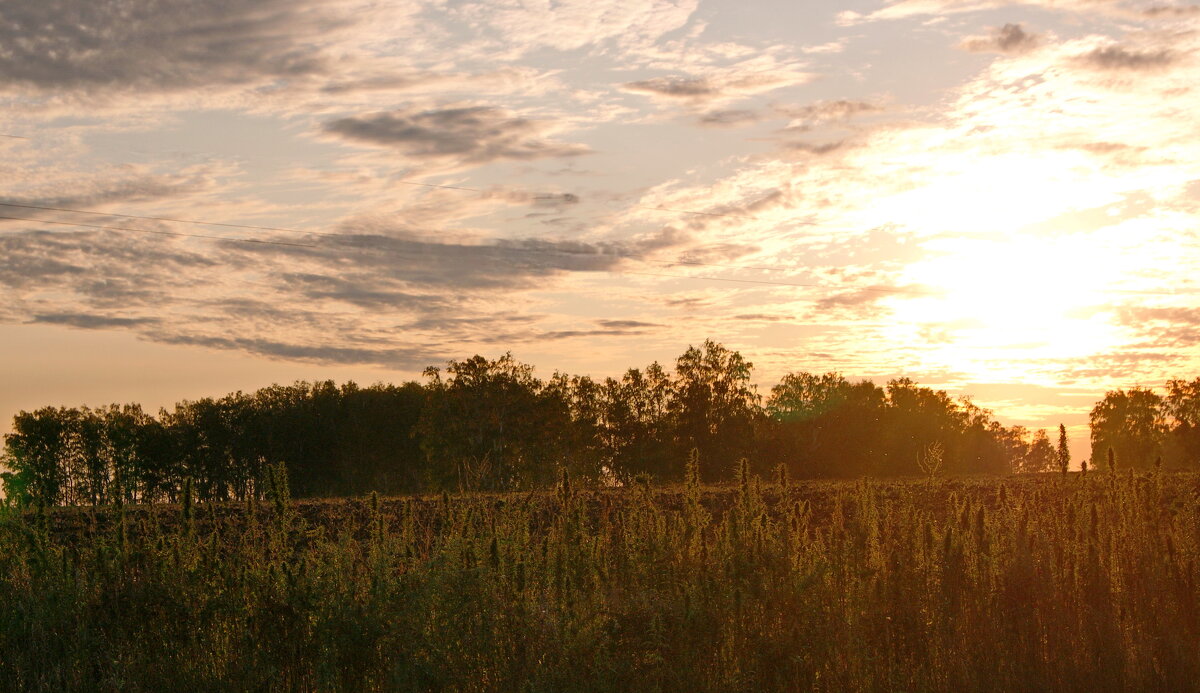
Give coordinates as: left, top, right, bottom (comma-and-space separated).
2, 469, 1199, 692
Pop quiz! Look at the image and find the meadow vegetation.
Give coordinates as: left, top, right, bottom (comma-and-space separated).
2, 463, 1198, 692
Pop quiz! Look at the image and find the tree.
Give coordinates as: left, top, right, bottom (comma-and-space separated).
4, 408, 72, 506
1022, 429, 1055, 473
1057, 424, 1070, 475
882, 379, 969, 475
1164, 378, 1200, 468
765, 372, 885, 477
596, 363, 674, 483
1089, 388, 1166, 471
418, 353, 569, 490
669, 340, 761, 482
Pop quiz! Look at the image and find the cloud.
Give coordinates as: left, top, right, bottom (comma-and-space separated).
0, 166, 219, 210
30, 313, 159, 329
621, 58, 816, 106
597, 319, 662, 329
960, 24, 1040, 55
625, 77, 721, 98
1142, 5, 1200, 17
0, 0, 344, 94
1074, 45, 1178, 71
775, 100, 879, 132
1115, 306, 1200, 346
732, 313, 793, 322
275, 273, 452, 312
322, 106, 590, 166
449, 0, 698, 54
697, 109, 761, 127
152, 333, 442, 369
624, 71, 811, 102
0, 210, 693, 370
813, 285, 926, 318
838, 0, 1200, 24
782, 140, 847, 156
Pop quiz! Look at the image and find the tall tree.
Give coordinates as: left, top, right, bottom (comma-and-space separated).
597, 363, 674, 482
669, 340, 761, 481
1089, 388, 1166, 470
1023, 428, 1055, 473
765, 372, 886, 477
1057, 424, 1070, 475
1164, 378, 1200, 468
418, 353, 569, 490
3, 408, 72, 505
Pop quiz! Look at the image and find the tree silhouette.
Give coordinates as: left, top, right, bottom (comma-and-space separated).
1089, 388, 1165, 471
669, 340, 761, 482
1057, 424, 1070, 476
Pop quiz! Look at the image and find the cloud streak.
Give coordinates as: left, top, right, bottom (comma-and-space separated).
0, 0, 344, 94
322, 106, 590, 166
960, 24, 1040, 55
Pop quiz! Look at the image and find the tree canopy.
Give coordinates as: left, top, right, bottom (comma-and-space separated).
3, 340, 1078, 506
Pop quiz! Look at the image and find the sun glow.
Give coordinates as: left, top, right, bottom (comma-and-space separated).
858, 148, 1134, 237
886, 232, 1126, 380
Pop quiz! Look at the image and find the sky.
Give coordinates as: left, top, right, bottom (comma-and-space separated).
2, 0, 1199, 463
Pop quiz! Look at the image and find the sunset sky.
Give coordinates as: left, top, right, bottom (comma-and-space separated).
3, 0, 1199, 461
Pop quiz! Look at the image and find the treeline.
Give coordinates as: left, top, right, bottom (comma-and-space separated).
2, 340, 1063, 505
1089, 379, 1200, 470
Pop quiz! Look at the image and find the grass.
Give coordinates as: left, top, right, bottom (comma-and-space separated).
2, 469, 1198, 691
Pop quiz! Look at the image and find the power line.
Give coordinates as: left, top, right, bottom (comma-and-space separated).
0, 215, 319, 249
0, 134, 28, 139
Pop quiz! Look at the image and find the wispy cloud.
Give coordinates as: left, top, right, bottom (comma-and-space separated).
697, 109, 761, 128
1074, 45, 1178, 71
960, 23, 1041, 55
322, 106, 590, 167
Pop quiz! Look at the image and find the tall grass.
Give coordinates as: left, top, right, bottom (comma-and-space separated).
1, 471, 1198, 691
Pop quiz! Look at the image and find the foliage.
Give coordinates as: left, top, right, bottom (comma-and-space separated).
418, 353, 573, 490
1089, 387, 1167, 470
918, 441, 944, 479
2, 474, 1199, 691
669, 340, 761, 481
4, 341, 1102, 507
1058, 424, 1071, 476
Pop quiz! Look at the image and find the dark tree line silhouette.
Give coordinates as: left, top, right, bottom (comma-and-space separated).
3, 340, 1069, 506
1088, 379, 1200, 470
